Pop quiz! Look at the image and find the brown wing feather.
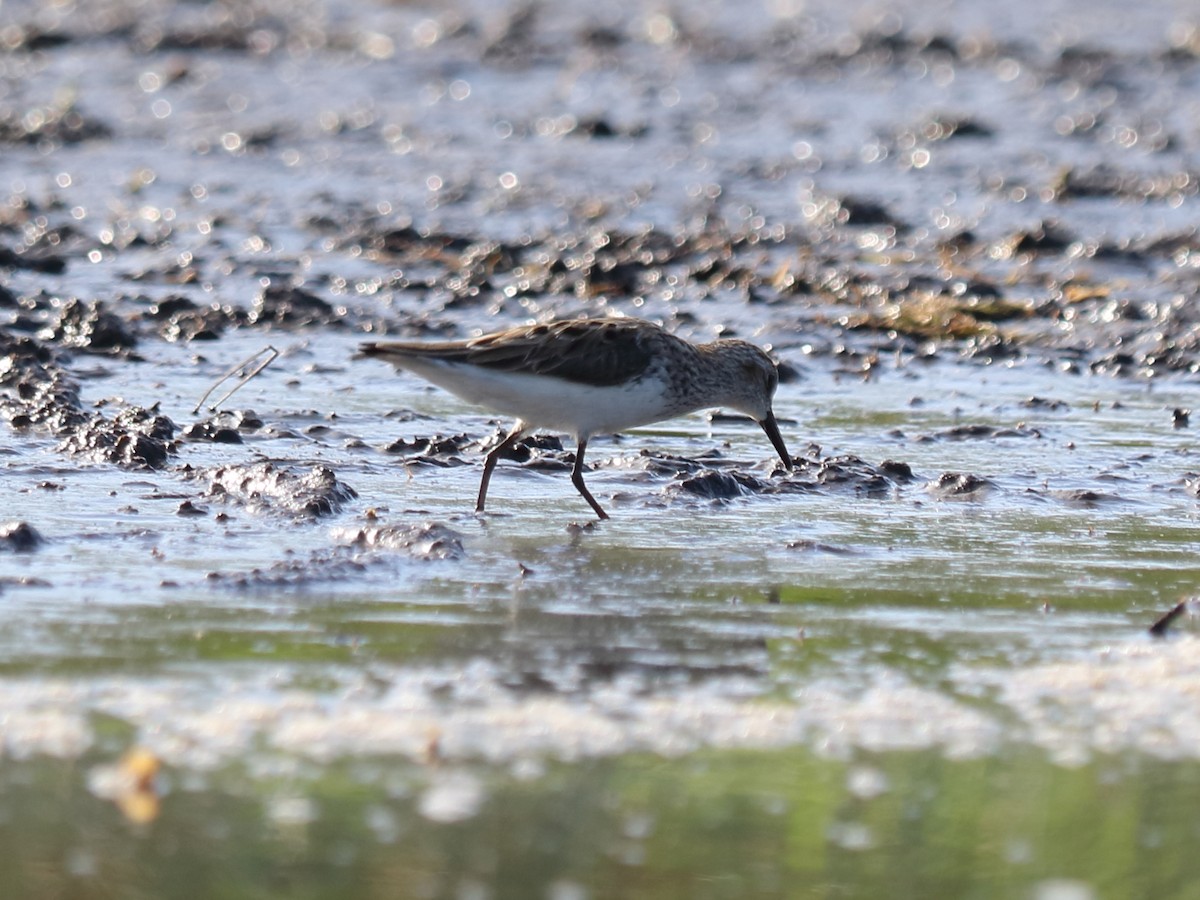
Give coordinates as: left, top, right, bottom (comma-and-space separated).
360, 319, 660, 387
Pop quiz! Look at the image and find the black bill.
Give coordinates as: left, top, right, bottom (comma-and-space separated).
759, 411, 793, 470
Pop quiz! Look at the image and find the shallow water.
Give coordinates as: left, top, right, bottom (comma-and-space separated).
6, 0, 1200, 897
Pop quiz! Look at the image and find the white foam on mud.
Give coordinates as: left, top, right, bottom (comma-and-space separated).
981, 635, 1200, 765
0, 682, 92, 760
3, 637, 1199, 769
0, 663, 998, 768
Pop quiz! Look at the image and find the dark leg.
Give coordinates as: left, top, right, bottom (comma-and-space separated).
570, 438, 609, 520
476, 422, 526, 513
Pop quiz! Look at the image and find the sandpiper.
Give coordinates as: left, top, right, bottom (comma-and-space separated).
358, 317, 792, 518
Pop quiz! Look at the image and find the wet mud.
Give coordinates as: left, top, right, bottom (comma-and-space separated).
0, 6, 1197, 612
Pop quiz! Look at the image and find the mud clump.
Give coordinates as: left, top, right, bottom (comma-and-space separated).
334, 522, 466, 561
1050, 165, 1195, 202
495, 434, 565, 464
149, 300, 248, 343
0, 331, 176, 468
182, 409, 266, 444
0, 521, 44, 552
42, 298, 138, 355
250, 284, 342, 329
632, 450, 705, 478
878, 460, 916, 482
1041, 489, 1126, 507
927, 473, 996, 500
0, 332, 88, 432
181, 421, 243, 444
666, 454, 915, 504
1021, 397, 1070, 412
785, 540, 859, 555
60, 406, 177, 469
0, 100, 111, 147
922, 424, 1042, 441
674, 469, 769, 501
790, 454, 914, 497
0, 243, 67, 274
218, 552, 370, 590
384, 432, 475, 468
201, 462, 357, 517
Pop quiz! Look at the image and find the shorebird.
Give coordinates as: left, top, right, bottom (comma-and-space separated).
358, 317, 792, 519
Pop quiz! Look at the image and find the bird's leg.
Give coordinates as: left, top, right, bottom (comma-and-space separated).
476, 422, 526, 513
570, 438, 609, 520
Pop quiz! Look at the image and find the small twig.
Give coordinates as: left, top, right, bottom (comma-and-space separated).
192, 345, 278, 414
1149, 600, 1188, 638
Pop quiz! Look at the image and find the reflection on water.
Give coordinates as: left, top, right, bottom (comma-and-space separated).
3, 749, 1200, 899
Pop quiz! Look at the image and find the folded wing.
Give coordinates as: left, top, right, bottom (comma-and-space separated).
360, 319, 657, 387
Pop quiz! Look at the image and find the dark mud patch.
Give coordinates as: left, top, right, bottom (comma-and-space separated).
494, 434, 567, 466
0, 98, 111, 147
1038, 488, 1130, 507
785, 539, 860, 556
609, 445, 771, 477
1021, 397, 1071, 412
919, 424, 1043, 442
664, 454, 915, 504
181, 422, 243, 444
212, 550, 370, 591
0, 521, 43, 552
672, 469, 772, 501
144, 298, 248, 344
0, 576, 51, 593
3, 271, 359, 355
175, 499, 209, 517
1050, 165, 1199, 203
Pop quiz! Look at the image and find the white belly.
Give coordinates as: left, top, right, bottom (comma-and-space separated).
395, 358, 677, 437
